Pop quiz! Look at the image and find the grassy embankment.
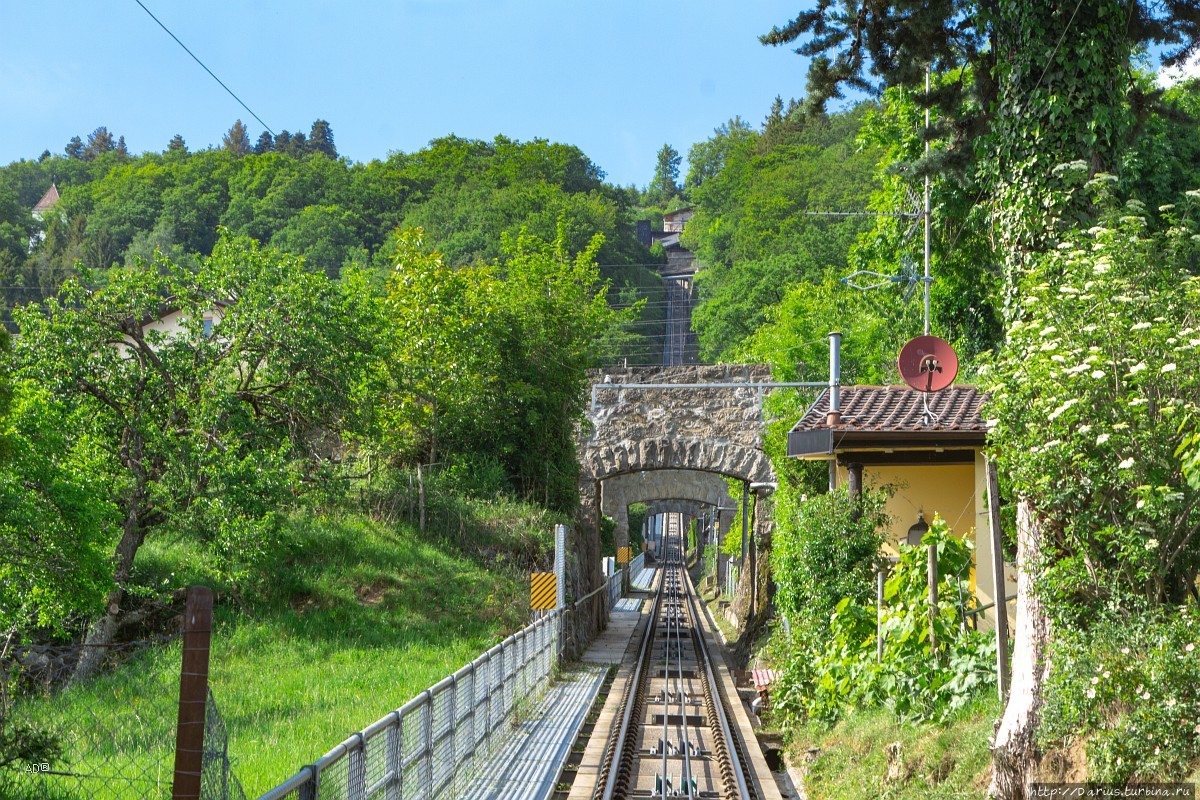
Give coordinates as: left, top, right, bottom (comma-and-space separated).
14, 496, 556, 798
789, 695, 1001, 800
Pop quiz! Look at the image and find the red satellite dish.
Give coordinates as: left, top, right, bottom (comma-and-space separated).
898, 336, 958, 392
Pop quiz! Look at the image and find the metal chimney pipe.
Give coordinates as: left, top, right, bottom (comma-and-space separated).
828, 331, 842, 427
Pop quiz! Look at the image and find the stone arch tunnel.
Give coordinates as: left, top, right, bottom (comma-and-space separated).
567, 365, 779, 652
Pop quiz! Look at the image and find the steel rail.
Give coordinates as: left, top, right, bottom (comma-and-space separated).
676, 543, 695, 799
599, 562, 664, 800
598, 514, 755, 800
683, 562, 751, 800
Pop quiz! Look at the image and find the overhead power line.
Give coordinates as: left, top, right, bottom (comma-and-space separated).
132, 0, 275, 136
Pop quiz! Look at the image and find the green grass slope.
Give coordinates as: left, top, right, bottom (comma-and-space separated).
7, 508, 543, 799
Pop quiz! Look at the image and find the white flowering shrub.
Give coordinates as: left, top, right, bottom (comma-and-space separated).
986, 185, 1200, 618
987, 181, 1200, 777
1040, 608, 1200, 781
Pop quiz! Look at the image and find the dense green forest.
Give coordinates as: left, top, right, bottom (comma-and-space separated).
0, 122, 666, 364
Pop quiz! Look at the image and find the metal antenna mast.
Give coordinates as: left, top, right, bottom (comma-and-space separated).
923, 68, 932, 336
811, 68, 935, 334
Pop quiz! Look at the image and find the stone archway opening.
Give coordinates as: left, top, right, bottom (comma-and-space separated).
566, 366, 782, 653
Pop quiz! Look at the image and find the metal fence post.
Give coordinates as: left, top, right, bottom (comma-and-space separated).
462, 664, 475, 790
421, 691, 433, 799
172, 586, 213, 800
928, 541, 939, 652
447, 675, 458, 797
384, 714, 401, 800
554, 524, 567, 611
876, 564, 887, 663
482, 651, 493, 760
347, 733, 366, 800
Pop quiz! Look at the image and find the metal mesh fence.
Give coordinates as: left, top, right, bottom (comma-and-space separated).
0, 637, 180, 800
256, 573, 630, 800
201, 687, 247, 800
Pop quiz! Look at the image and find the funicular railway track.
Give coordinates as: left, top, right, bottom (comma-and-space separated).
594, 517, 757, 800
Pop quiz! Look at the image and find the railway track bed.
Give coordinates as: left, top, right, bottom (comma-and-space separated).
565, 519, 785, 800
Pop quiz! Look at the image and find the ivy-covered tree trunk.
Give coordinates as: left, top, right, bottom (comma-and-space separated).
72, 440, 152, 684
988, 4, 1132, 794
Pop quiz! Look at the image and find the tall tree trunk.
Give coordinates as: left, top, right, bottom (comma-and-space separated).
72, 466, 148, 684
989, 498, 1051, 799
417, 462, 426, 533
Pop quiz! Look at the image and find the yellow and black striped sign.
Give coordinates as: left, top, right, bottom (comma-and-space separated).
617, 547, 632, 564
531, 572, 557, 610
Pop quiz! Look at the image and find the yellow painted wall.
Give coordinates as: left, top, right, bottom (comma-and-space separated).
835, 461, 975, 543
833, 453, 1012, 629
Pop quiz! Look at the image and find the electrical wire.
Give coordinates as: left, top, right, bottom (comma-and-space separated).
132, 0, 275, 136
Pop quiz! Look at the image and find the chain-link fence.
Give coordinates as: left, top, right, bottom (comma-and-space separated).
0, 637, 181, 800
607, 566, 624, 608
1, 606, 245, 800
202, 687, 247, 800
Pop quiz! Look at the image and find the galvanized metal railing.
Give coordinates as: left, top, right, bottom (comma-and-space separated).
256, 571, 626, 800
607, 567, 623, 608
724, 561, 739, 599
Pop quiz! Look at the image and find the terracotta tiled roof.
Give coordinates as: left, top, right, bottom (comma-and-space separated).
793, 385, 989, 434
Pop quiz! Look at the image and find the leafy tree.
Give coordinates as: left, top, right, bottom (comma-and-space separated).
382, 223, 626, 508
0, 186, 33, 265
223, 119, 251, 157
480, 224, 627, 508
167, 134, 187, 154
115, 135, 129, 159
850, 81, 1003, 360
764, 7, 1200, 792
649, 143, 681, 201
685, 117, 755, 193
289, 131, 308, 157
64, 136, 83, 160
309, 119, 337, 159
0, 383, 114, 634
683, 103, 882, 359
13, 233, 377, 679
271, 203, 365, 277
381, 229, 493, 465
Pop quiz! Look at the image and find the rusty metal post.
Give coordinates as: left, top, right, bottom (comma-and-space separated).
172, 586, 213, 800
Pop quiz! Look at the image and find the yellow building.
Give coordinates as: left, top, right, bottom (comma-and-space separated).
787, 384, 1015, 627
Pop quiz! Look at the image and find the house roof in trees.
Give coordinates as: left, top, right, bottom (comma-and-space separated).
32, 184, 60, 214
787, 385, 988, 460
137, 297, 232, 330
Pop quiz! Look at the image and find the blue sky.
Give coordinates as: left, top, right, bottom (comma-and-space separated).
0, 1, 813, 187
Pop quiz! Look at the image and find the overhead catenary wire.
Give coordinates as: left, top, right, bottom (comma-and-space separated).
132, 0, 276, 137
